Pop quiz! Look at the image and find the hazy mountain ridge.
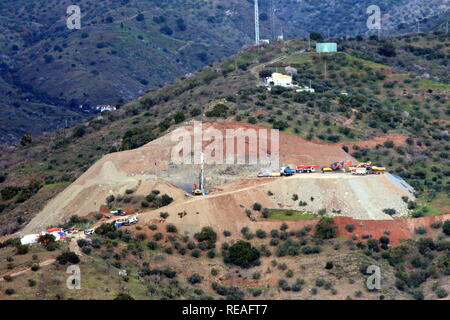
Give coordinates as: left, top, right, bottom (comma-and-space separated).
0, 0, 448, 144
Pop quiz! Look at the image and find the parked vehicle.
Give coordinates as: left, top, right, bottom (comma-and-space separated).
280, 167, 296, 176
257, 170, 281, 177
63, 228, 77, 234
125, 215, 138, 225
110, 208, 124, 216
257, 171, 272, 177
370, 166, 386, 174
296, 165, 319, 173
322, 161, 347, 173
114, 220, 125, 227
84, 229, 94, 235
351, 167, 367, 175
349, 161, 386, 174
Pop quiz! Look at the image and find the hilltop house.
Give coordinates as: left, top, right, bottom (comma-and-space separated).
264, 72, 315, 93
265, 72, 293, 87
95, 104, 116, 112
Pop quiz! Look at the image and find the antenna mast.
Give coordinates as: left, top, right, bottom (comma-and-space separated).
270, 0, 275, 39
255, 0, 260, 45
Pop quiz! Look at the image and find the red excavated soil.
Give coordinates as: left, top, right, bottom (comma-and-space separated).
196, 121, 355, 166
260, 213, 450, 246
336, 213, 450, 245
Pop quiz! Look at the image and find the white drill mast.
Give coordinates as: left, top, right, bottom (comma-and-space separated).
199, 152, 204, 192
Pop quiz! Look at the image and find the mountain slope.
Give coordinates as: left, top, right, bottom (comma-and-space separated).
0, 0, 449, 143
0, 33, 448, 236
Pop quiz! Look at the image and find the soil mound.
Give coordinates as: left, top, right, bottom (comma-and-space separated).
22, 121, 412, 234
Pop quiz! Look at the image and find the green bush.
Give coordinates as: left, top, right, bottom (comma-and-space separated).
196, 227, 217, 243
315, 217, 337, 239
207, 250, 216, 259
1, 186, 21, 201
224, 240, 260, 268
5, 288, 15, 295
114, 293, 134, 300
415, 226, 427, 235
81, 247, 92, 255
153, 233, 163, 241
383, 208, 397, 216
166, 224, 177, 233
46, 241, 58, 251
3, 275, 12, 282
191, 249, 201, 258
188, 273, 202, 284
95, 223, 116, 235
147, 241, 158, 250
256, 229, 267, 239
160, 212, 169, 219
56, 252, 80, 265
443, 221, 450, 236
174, 111, 185, 123
31, 264, 40, 272
431, 221, 442, 229
345, 224, 355, 232
252, 203, 262, 211
16, 244, 29, 255
211, 282, 244, 300
436, 288, 448, 298
205, 104, 228, 118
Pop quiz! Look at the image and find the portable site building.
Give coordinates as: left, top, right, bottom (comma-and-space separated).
20, 234, 39, 245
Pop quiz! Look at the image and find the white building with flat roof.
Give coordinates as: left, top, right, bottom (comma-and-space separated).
265, 72, 293, 87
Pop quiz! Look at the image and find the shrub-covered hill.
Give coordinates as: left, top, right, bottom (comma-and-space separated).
1, 217, 450, 300
0, 0, 448, 143
0, 32, 449, 235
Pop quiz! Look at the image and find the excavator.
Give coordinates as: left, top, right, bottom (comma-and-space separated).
321, 161, 345, 173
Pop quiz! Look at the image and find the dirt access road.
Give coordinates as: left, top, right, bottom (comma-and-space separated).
0, 259, 56, 281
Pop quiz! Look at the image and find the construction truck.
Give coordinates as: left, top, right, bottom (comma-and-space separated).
257, 170, 281, 177
370, 166, 386, 174
280, 166, 296, 176
351, 167, 367, 175
349, 161, 385, 174
296, 165, 319, 173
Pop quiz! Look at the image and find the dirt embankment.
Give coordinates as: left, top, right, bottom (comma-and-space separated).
23, 121, 413, 235
138, 172, 415, 236
23, 121, 355, 232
